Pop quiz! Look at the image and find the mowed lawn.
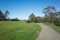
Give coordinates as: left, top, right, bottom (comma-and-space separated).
45, 22, 60, 33
0, 21, 41, 40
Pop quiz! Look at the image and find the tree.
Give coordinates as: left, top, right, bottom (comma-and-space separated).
43, 6, 56, 23
29, 13, 36, 22
36, 16, 41, 23
57, 12, 60, 19
5, 10, 9, 17
0, 10, 4, 20
43, 6, 60, 26
54, 12, 60, 26
0, 10, 9, 21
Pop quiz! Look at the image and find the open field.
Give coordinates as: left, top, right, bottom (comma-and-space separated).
0, 21, 41, 40
45, 22, 60, 33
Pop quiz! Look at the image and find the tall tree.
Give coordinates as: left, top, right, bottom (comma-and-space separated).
43, 6, 56, 23
0, 10, 4, 20
5, 10, 9, 17
29, 13, 36, 22
0, 10, 9, 21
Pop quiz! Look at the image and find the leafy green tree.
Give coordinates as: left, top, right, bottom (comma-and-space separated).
29, 13, 36, 22
0, 10, 4, 20
0, 10, 9, 21
54, 12, 60, 26
36, 16, 41, 23
43, 6, 56, 23
43, 6, 60, 26
5, 10, 9, 17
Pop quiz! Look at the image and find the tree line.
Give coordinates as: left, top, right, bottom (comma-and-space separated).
43, 6, 60, 26
0, 6, 60, 26
26, 13, 42, 23
0, 10, 20, 21
27, 6, 60, 26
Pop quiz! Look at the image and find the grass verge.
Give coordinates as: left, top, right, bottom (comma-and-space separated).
0, 21, 41, 40
45, 22, 60, 33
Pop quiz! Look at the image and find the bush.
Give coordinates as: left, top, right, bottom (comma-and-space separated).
11, 18, 20, 21
54, 19, 60, 26
26, 20, 31, 23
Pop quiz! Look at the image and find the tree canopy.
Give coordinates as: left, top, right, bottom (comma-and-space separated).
43, 6, 60, 26
0, 10, 9, 21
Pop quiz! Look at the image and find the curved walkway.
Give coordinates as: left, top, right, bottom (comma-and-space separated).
36, 23, 60, 40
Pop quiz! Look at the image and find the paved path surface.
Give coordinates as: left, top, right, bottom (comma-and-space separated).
36, 23, 60, 40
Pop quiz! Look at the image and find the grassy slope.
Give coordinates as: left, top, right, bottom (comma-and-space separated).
0, 21, 41, 40
45, 22, 60, 33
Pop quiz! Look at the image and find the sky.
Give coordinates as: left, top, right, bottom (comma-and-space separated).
0, 0, 60, 20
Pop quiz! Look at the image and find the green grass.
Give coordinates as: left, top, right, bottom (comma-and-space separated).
45, 22, 60, 33
0, 21, 41, 40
